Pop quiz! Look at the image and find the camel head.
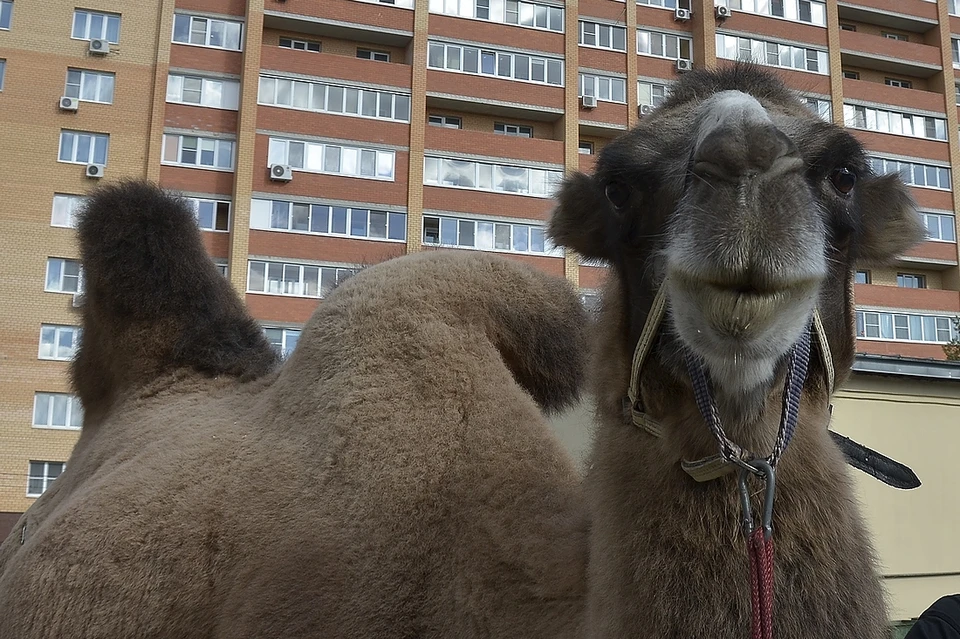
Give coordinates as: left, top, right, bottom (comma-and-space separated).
551, 65, 926, 425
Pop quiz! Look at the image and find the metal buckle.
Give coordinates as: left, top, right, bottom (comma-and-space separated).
738, 459, 776, 540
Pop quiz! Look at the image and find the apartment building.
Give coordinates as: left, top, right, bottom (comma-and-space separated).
0, 0, 957, 625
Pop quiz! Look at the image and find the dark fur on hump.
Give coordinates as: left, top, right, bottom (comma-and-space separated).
660, 62, 800, 110
73, 180, 278, 415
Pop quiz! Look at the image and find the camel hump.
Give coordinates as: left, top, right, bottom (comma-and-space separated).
73, 180, 278, 414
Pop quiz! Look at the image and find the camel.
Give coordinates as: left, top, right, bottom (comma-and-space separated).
0, 181, 590, 638
548, 64, 926, 637
0, 65, 926, 638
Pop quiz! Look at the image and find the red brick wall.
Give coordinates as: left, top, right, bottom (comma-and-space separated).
165, 102, 239, 134
422, 185, 554, 220
170, 43, 243, 76
248, 230, 405, 265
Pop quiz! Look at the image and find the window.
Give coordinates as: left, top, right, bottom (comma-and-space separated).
897, 273, 926, 289
33, 393, 83, 430
885, 78, 912, 89
250, 199, 407, 241
578, 141, 594, 155
868, 156, 951, 190
429, 114, 462, 128
429, 0, 563, 32
72, 9, 120, 43
856, 309, 959, 343
167, 74, 240, 110
51, 194, 85, 227
268, 138, 396, 180
844, 104, 946, 141
214, 262, 229, 277
65, 69, 115, 104
951, 0, 960, 16
923, 212, 957, 242
27, 461, 65, 497
247, 260, 357, 298
183, 197, 230, 231
638, 29, 693, 61
0, 59, 5, 91
882, 32, 908, 42
842, 70, 859, 80
955, 84, 960, 104
162, 134, 235, 170
727, 0, 825, 25
264, 327, 301, 359
39, 325, 81, 360
854, 270, 870, 284
45, 258, 82, 293
362, 0, 415, 6
258, 76, 410, 122
423, 156, 562, 197
0, 0, 10, 29
279, 37, 320, 52
803, 97, 831, 121
579, 21, 626, 51
580, 290, 600, 313
840, 23, 855, 31
58, 130, 109, 165
953, 39, 960, 68
427, 41, 564, 86
357, 48, 390, 62
716, 33, 828, 74
579, 73, 626, 103
172, 14, 242, 51
638, 80, 669, 107
495, 122, 533, 137
422, 214, 560, 255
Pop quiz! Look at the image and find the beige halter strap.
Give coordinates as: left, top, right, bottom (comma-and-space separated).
626, 282, 836, 482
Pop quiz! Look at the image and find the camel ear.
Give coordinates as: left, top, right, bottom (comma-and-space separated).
549, 171, 616, 260
855, 173, 927, 266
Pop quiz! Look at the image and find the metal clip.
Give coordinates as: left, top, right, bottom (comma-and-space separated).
738, 459, 776, 540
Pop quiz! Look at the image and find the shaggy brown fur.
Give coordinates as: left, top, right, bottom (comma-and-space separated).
551, 65, 926, 638
0, 182, 588, 638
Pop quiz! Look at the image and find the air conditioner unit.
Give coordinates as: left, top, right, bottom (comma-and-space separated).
674, 7, 691, 21
715, 4, 732, 19
581, 95, 598, 109
59, 96, 80, 112
88, 38, 110, 55
638, 104, 655, 117
269, 163, 293, 181
676, 59, 693, 73
85, 163, 105, 178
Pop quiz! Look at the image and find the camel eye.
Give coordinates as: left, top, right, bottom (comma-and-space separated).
829, 167, 856, 195
605, 182, 631, 208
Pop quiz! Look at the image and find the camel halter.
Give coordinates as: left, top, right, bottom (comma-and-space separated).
625, 281, 835, 483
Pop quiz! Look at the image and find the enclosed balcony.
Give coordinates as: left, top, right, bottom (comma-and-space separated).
839, 30, 941, 78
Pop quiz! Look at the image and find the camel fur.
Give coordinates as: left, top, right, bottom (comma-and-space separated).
0, 180, 589, 639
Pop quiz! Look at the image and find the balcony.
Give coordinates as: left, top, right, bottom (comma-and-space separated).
424, 126, 564, 165
896, 240, 960, 271
426, 73, 564, 122
854, 283, 960, 314
842, 78, 946, 115
260, 48, 411, 89
839, 30, 941, 78
837, 0, 937, 34
263, 4, 413, 48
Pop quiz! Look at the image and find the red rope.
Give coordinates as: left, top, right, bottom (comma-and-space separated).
748, 528, 775, 639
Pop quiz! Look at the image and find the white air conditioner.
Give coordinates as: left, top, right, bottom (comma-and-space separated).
269, 163, 293, 182
715, 4, 732, 18
85, 163, 105, 178
59, 96, 80, 111
638, 104, 654, 117
581, 95, 598, 109
88, 38, 110, 55
676, 59, 693, 73
674, 7, 691, 21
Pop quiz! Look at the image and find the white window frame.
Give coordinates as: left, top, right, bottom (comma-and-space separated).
183, 197, 231, 231
45, 258, 83, 294
494, 122, 533, 137
637, 28, 693, 61
578, 141, 594, 154
257, 75, 411, 123
72, 9, 120, 43
716, 33, 828, 75
51, 194, 85, 228
58, 130, 109, 165
0, 0, 11, 30
65, 68, 115, 104
427, 40, 564, 87
885, 78, 912, 89
167, 74, 240, 110
279, 37, 321, 52
803, 96, 831, 121
250, 199, 408, 242
38, 324, 81, 361
0, 59, 5, 91
264, 327, 302, 359
267, 137, 396, 181
896, 273, 926, 289
423, 155, 563, 198
422, 214, 562, 256
429, 114, 462, 128
868, 156, 951, 191
429, 0, 564, 33
246, 260, 358, 298
922, 212, 957, 243
579, 73, 627, 103
172, 13, 243, 51
726, 0, 826, 26
638, 80, 669, 107
357, 0, 415, 7
579, 20, 626, 51
856, 309, 959, 344
162, 134, 235, 171
33, 393, 83, 430
843, 104, 946, 141
27, 461, 66, 497
357, 48, 391, 62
